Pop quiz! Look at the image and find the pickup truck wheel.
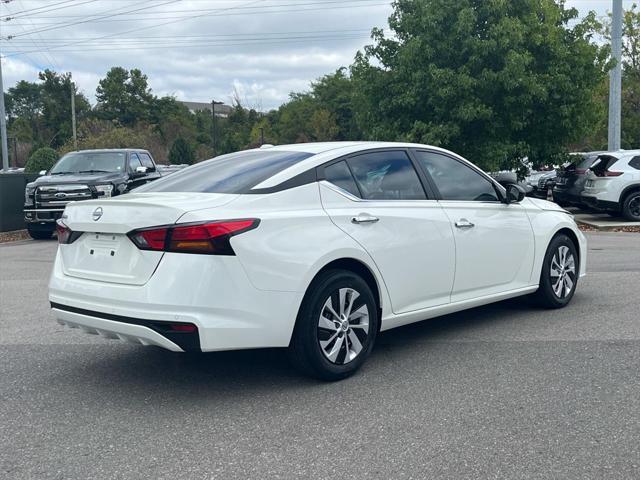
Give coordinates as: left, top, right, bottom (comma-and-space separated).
27, 227, 53, 240
622, 191, 640, 222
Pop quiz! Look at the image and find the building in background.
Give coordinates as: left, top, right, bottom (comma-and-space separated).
179, 101, 232, 117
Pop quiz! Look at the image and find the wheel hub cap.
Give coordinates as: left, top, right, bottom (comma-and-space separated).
550, 245, 576, 298
317, 287, 370, 365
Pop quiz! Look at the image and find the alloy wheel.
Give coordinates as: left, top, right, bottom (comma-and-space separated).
317, 287, 370, 364
549, 245, 576, 298
629, 195, 640, 219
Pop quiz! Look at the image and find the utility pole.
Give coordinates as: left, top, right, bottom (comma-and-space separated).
608, 0, 623, 151
70, 80, 78, 151
0, 52, 9, 172
211, 100, 223, 156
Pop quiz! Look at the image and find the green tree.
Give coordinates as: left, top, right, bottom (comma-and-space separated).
310, 109, 339, 141
168, 137, 195, 165
311, 68, 360, 140
38, 70, 91, 149
620, 4, 640, 148
96, 67, 155, 126
350, 0, 609, 170
24, 147, 58, 173
59, 126, 151, 155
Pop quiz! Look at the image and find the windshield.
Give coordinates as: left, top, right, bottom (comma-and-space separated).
50, 151, 127, 174
136, 149, 314, 194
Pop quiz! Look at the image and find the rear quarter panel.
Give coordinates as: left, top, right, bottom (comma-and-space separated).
175, 183, 392, 312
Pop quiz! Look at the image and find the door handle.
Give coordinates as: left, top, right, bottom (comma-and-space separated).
351, 214, 379, 224
455, 218, 475, 229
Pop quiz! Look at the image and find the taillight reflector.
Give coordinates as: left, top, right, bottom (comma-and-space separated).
128, 219, 259, 255
604, 170, 623, 177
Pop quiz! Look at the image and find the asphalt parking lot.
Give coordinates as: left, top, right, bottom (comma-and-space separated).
1, 234, 639, 479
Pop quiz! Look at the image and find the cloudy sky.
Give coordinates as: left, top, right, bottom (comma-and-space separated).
0, 0, 634, 110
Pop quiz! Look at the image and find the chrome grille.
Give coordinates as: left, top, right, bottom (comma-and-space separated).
35, 185, 92, 208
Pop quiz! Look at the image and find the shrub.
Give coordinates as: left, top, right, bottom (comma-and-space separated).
24, 147, 58, 173
168, 137, 195, 165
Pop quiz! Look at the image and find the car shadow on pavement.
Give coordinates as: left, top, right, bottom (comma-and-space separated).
62, 296, 543, 395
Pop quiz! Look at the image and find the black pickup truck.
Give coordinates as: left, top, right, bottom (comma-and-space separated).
24, 149, 161, 239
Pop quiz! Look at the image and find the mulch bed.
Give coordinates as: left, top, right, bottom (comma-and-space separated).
0, 230, 31, 243
578, 224, 640, 233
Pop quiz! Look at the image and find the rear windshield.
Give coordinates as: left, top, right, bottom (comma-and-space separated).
136, 150, 313, 194
576, 154, 599, 170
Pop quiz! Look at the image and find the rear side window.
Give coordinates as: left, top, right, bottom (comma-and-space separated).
629, 156, 640, 170
415, 150, 499, 202
136, 150, 313, 194
346, 151, 426, 200
324, 161, 360, 197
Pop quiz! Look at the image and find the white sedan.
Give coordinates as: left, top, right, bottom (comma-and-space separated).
50, 142, 586, 380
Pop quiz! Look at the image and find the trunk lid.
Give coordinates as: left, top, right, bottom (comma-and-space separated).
59, 192, 238, 285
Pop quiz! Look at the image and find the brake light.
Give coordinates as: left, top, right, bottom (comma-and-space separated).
604, 170, 623, 177
55, 219, 81, 244
575, 168, 586, 174
128, 219, 259, 255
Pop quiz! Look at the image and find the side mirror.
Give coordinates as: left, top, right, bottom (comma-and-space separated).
492, 171, 518, 187
39, 170, 47, 176
504, 184, 526, 204
133, 166, 148, 177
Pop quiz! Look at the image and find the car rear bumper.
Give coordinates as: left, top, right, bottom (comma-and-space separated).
49, 249, 304, 352
52, 304, 187, 352
580, 194, 619, 211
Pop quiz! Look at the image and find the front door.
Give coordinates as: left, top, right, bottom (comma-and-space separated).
413, 150, 535, 302
319, 150, 456, 314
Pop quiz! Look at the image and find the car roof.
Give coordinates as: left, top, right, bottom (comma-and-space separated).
65, 148, 149, 154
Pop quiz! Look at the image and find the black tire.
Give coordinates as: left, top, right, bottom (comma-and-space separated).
27, 227, 53, 240
532, 234, 579, 308
621, 190, 640, 222
288, 269, 379, 381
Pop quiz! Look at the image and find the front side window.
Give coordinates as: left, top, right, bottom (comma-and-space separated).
129, 154, 143, 170
49, 151, 126, 174
415, 151, 499, 202
346, 151, 426, 200
139, 153, 155, 169
136, 150, 313, 194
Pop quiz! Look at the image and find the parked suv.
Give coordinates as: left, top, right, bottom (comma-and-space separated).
553, 151, 604, 207
581, 150, 640, 221
24, 149, 160, 239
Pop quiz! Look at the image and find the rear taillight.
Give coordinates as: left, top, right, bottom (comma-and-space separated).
128, 219, 259, 255
604, 170, 623, 177
56, 220, 81, 244
575, 168, 586, 174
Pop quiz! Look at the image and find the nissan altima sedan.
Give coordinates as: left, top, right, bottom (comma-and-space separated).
49, 142, 586, 380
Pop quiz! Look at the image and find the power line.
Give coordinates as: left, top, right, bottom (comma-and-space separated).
6, 0, 385, 19
1, 0, 81, 17
4, 0, 102, 20
6, 0, 180, 38
4, 35, 374, 55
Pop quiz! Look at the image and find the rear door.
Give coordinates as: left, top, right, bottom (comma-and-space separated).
319, 149, 455, 314
413, 149, 535, 302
